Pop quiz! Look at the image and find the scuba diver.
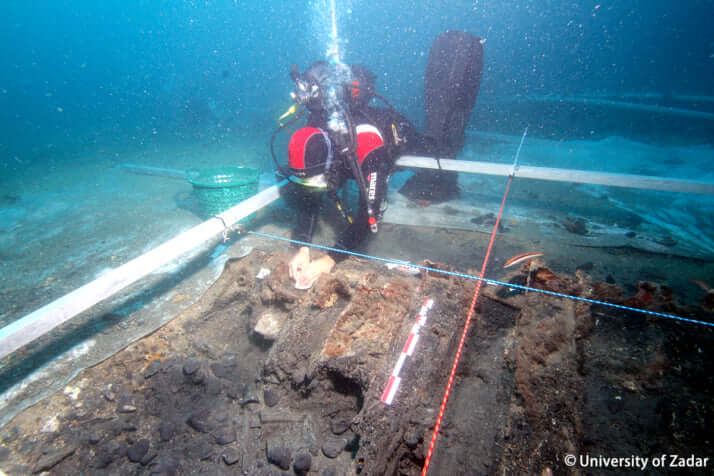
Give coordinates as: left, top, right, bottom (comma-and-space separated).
270, 31, 484, 289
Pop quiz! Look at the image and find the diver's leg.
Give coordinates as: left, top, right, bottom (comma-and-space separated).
399, 31, 484, 203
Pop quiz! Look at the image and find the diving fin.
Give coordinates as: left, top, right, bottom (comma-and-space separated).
423, 30, 484, 157
399, 31, 483, 204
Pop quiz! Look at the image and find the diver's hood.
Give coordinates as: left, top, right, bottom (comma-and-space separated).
291, 61, 330, 111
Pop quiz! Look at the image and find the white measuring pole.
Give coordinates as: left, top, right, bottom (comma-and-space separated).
0, 181, 287, 360
396, 156, 714, 195
481, 95, 714, 121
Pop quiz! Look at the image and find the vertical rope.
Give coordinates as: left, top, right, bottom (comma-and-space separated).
421, 126, 527, 474
421, 174, 513, 475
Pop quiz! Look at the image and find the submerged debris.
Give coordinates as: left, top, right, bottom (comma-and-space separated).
655, 235, 677, 247
622, 280, 686, 312
2, 249, 713, 475
253, 312, 284, 341
691, 280, 714, 310
563, 217, 589, 235
471, 213, 495, 225
471, 212, 506, 232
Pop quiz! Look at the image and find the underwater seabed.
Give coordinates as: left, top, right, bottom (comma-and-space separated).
1, 223, 713, 474
0, 138, 271, 421
386, 131, 714, 278
0, 126, 713, 474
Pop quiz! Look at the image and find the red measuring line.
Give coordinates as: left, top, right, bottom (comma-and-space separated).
421, 174, 514, 475
381, 298, 434, 405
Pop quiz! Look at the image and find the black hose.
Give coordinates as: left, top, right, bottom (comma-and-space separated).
336, 101, 374, 219
270, 106, 305, 179
372, 91, 399, 114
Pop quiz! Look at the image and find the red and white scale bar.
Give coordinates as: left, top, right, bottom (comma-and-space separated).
381, 298, 434, 405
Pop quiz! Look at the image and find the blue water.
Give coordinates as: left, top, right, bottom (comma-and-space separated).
1, 0, 714, 440
1, 0, 713, 164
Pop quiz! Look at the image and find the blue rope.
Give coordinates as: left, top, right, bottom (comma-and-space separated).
244, 230, 714, 329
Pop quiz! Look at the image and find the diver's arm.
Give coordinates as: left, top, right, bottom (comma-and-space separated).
327, 203, 370, 263
293, 200, 320, 245
327, 146, 391, 263
365, 107, 435, 157
389, 111, 437, 156
284, 183, 321, 245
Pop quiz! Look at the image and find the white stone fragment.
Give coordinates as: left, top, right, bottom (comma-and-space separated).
254, 312, 283, 341
41, 415, 60, 433
63, 385, 81, 400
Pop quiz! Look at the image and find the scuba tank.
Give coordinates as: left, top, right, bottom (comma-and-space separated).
273, 61, 380, 232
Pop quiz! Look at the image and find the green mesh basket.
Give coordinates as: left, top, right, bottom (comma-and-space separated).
186, 166, 260, 217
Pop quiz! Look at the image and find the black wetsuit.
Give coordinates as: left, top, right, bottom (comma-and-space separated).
287, 106, 427, 262
286, 30, 484, 261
